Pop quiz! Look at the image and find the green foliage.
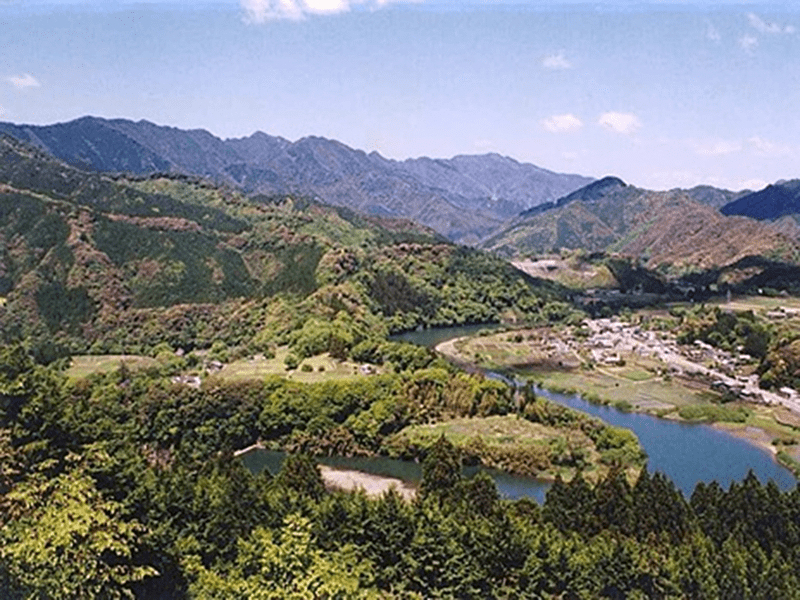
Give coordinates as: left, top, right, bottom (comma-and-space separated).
678, 404, 750, 423
275, 454, 326, 500
419, 435, 462, 501
594, 426, 646, 466
283, 353, 299, 370
184, 514, 378, 599
2, 340, 800, 598
677, 307, 771, 358
0, 463, 156, 599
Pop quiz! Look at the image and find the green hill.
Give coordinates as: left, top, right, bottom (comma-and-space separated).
0, 135, 568, 360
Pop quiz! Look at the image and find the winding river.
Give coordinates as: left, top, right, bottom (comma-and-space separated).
396, 325, 797, 496
245, 325, 796, 502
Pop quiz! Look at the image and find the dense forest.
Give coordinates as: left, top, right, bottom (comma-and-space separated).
1, 343, 800, 599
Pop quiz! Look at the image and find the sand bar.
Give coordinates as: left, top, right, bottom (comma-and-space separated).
319, 465, 416, 500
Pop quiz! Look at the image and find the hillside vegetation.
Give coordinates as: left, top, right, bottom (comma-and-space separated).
0, 134, 568, 361
482, 178, 800, 297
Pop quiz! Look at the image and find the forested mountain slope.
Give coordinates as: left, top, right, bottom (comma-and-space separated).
0, 116, 592, 243
482, 177, 800, 276
0, 134, 568, 360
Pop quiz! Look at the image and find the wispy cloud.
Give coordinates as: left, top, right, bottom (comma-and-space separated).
705, 22, 721, 42
748, 13, 795, 35
739, 178, 768, 191
597, 112, 641, 135
7, 73, 40, 90
542, 113, 582, 133
692, 139, 742, 157
748, 136, 793, 157
241, 0, 415, 23
738, 33, 758, 53
541, 51, 572, 70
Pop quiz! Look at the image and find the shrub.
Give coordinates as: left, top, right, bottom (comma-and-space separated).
284, 354, 299, 370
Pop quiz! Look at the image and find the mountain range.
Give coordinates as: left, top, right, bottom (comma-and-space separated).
0, 116, 592, 244
3, 115, 800, 288
482, 176, 800, 277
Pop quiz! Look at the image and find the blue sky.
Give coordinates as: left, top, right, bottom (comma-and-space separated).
1, 1, 798, 191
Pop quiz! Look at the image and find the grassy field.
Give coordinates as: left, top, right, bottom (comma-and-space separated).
395, 415, 573, 447
708, 295, 800, 312
386, 414, 608, 482
218, 347, 380, 383
67, 347, 378, 385
452, 328, 581, 371
67, 355, 159, 379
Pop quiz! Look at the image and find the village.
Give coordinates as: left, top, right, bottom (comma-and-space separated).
562, 316, 800, 417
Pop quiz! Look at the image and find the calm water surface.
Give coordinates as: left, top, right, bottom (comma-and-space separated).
244, 325, 796, 502
395, 325, 797, 496
390, 323, 503, 348
242, 448, 551, 502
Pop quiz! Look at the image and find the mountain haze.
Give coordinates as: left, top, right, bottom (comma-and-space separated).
0, 116, 592, 244
482, 177, 800, 274
721, 179, 800, 221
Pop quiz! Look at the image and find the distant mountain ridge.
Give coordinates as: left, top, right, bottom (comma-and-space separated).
0, 116, 593, 244
721, 179, 800, 221
482, 177, 800, 275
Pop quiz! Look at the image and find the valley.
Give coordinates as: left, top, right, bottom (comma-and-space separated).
434, 300, 800, 477
3, 123, 800, 598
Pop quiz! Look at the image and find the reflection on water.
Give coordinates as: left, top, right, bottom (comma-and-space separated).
241, 449, 551, 503
536, 386, 796, 496
390, 323, 503, 348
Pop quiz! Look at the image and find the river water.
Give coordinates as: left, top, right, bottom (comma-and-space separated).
244, 325, 796, 501
395, 324, 797, 496
242, 449, 552, 502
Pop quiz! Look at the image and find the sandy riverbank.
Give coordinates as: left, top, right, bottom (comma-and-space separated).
319, 465, 416, 500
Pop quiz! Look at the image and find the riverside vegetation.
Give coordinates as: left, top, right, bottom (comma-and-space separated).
3, 134, 800, 597
4, 343, 800, 598
439, 300, 800, 477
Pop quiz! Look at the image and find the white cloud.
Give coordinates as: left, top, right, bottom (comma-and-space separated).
7, 73, 40, 90
706, 22, 721, 42
748, 13, 795, 35
739, 178, 768, 191
473, 139, 494, 151
541, 51, 572, 70
738, 33, 759, 52
241, 0, 414, 22
542, 113, 583, 133
597, 112, 641, 135
748, 136, 793, 157
692, 139, 742, 157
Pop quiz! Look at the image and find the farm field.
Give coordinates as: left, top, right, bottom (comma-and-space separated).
218, 348, 382, 383
66, 355, 159, 379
